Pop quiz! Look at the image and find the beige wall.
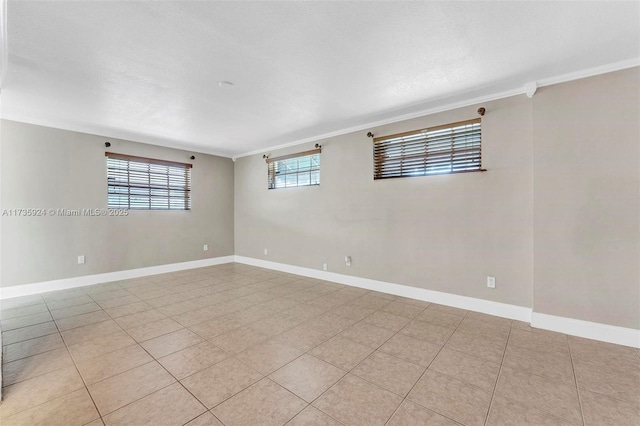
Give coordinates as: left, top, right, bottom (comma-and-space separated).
532, 69, 640, 329
235, 68, 640, 329
0, 120, 235, 287
235, 94, 535, 308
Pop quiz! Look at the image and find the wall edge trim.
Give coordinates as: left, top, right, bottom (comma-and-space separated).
234, 256, 531, 322
236, 256, 640, 348
531, 312, 640, 348
0, 255, 235, 300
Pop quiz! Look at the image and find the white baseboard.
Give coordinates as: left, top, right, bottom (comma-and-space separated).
2, 254, 637, 348
531, 312, 640, 348
0, 256, 235, 300
234, 256, 532, 322
235, 256, 640, 348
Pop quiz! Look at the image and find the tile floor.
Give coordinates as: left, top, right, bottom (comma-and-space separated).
0, 263, 639, 425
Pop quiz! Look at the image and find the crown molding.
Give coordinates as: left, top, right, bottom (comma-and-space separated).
234, 58, 640, 159
3, 58, 638, 160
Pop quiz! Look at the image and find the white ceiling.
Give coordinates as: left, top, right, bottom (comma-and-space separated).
1, 1, 639, 157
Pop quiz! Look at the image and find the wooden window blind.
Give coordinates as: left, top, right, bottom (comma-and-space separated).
267, 148, 320, 189
106, 152, 192, 210
373, 118, 483, 180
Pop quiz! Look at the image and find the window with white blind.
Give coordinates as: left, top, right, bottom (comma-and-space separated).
267, 149, 320, 189
106, 152, 192, 210
373, 118, 483, 180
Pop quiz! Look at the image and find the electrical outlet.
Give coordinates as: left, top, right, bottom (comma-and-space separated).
323, 263, 328, 271
345, 256, 352, 267
264, 248, 268, 255
78, 255, 85, 264
203, 244, 208, 251
487, 276, 496, 288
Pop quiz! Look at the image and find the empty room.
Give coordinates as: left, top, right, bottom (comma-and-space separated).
0, 1, 638, 425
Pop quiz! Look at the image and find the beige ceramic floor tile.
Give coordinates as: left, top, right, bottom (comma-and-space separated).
339, 322, 395, 349
399, 321, 456, 346
313, 374, 402, 426
0, 366, 85, 418
212, 378, 307, 426
184, 412, 225, 426
188, 315, 245, 340
210, 326, 270, 354
414, 309, 464, 328
445, 329, 507, 363
61, 320, 123, 346
0, 303, 49, 320
50, 302, 102, 320
429, 347, 500, 391
378, 333, 441, 367
67, 329, 136, 362
0, 388, 99, 426
140, 327, 203, 358
361, 311, 411, 332
579, 387, 640, 426
103, 301, 153, 318
158, 341, 229, 380
380, 301, 425, 318
237, 339, 304, 375
76, 344, 153, 385
246, 312, 303, 337
114, 309, 167, 330
55, 310, 111, 331
126, 317, 184, 342
3, 347, 75, 386
103, 382, 206, 426
457, 317, 511, 340
486, 395, 579, 426
569, 336, 640, 373
270, 354, 346, 402
287, 406, 343, 426
1, 311, 53, 331
574, 361, 640, 403
180, 357, 263, 408
508, 329, 569, 355
2, 332, 65, 363
387, 400, 460, 426
2, 321, 59, 345
96, 294, 142, 310
503, 342, 575, 384
309, 335, 374, 371
45, 295, 94, 310
351, 351, 425, 397
0, 295, 45, 311
408, 369, 492, 426
88, 361, 175, 415
494, 366, 582, 424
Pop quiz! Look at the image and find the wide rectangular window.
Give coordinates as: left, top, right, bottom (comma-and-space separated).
373, 118, 482, 179
267, 149, 320, 189
106, 152, 192, 210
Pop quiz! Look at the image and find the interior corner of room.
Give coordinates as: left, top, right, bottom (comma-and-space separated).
1, 67, 639, 349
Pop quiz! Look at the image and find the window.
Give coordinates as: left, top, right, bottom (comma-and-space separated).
106, 152, 192, 210
373, 118, 482, 179
267, 148, 320, 189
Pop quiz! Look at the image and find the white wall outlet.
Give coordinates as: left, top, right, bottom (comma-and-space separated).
77, 255, 85, 264
487, 276, 496, 288
345, 256, 352, 267
203, 244, 208, 251
323, 263, 328, 271
264, 248, 268, 255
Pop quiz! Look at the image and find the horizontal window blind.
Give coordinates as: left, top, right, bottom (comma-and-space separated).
373, 118, 482, 179
267, 148, 320, 189
106, 152, 192, 210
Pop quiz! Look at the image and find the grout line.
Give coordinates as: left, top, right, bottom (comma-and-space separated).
482, 323, 512, 426
567, 339, 587, 426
